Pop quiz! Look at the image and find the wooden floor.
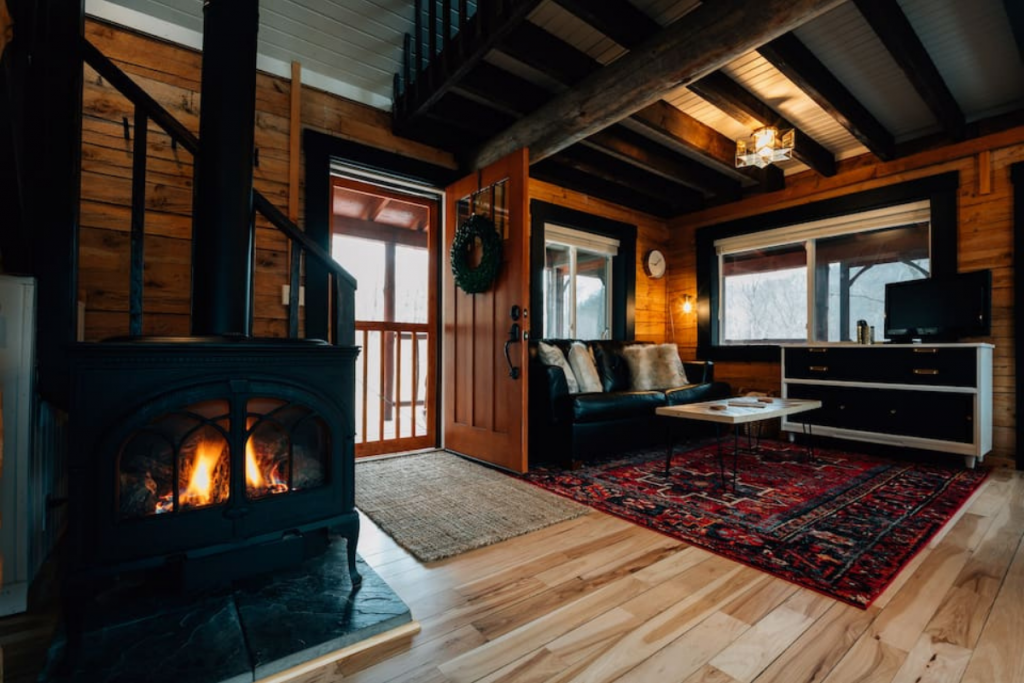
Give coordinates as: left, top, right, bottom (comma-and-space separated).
293, 465, 1024, 683
4, 466, 1023, 683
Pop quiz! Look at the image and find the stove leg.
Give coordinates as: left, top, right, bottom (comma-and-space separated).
336, 513, 362, 588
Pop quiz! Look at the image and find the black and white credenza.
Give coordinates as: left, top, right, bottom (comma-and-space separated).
781, 343, 993, 468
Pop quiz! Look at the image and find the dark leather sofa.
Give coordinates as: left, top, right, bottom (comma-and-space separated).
528, 339, 731, 466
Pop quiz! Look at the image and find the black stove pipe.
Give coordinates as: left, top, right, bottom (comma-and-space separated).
190, 0, 259, 337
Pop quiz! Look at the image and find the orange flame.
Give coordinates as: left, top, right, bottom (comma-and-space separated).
180, 439, 223, 508
245, 423, 264, 490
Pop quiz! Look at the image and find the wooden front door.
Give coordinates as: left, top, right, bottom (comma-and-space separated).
443, 149, 530, 473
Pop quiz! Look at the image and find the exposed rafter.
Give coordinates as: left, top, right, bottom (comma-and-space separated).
550, 0, 661, 49
556, 145, 705, 212
530, 160, 678, 217
758, 33, 895, 161
584, 127, 742, 199
469, 0, 845, 170
496, 19, 749, 191
852, 0, 965, 140
454, 62, 550, 117
501, 22, 598, 84
688, 71, 837, 176
395, 0, 545, 127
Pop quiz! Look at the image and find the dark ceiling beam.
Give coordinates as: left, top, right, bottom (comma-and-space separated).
689, 71, 837, 176
629, 101, 739, 172
446, 64, 735, 199
530, 160, 677, 217
501, 22, 599, 84
758, 33, 895, 161
550, 0, 661, 49
496, 20, 749, 192
851, 0, 965, 140
454, 62, 551, 117
396, 0, 545, 126
556, 144, 705, 211
469, 0, 845, 170
585, 126, 742, 199
1004, 0, 1024, 62
427, 92, 517, 136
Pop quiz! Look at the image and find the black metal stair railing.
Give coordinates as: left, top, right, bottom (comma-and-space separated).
393, 0, 478, 112
80, 39, 355, 346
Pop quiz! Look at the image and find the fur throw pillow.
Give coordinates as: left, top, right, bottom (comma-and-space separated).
621, 343, 689, 390
537, 341, 579, 393
568, 342, 603, 393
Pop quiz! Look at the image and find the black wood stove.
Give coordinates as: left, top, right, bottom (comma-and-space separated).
67, 339, 360, 589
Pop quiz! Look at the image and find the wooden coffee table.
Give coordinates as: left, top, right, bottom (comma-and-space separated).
656, 397, 822, 490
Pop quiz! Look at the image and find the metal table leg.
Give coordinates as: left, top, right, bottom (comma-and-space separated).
664, 418, 675, 477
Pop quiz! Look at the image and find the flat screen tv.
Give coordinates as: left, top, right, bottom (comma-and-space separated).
884, 270, 991, 343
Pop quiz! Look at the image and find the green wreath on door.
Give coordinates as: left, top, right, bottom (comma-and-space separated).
450, 214, 503, 294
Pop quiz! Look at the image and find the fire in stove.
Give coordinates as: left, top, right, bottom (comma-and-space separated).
118, 398, 327, 519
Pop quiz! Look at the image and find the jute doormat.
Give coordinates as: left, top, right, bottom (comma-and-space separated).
355, 451, 589, 563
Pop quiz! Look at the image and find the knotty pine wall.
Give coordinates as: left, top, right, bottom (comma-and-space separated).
529, 179, 671, 342
668, 128, 1024, 465
79, 21, 673, 346
79, 19, 455, 341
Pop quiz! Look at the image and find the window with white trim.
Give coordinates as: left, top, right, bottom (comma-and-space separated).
543, 224, 618, 340
716, 201, 931, 344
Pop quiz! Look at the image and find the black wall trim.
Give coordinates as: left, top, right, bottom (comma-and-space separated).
529, 200, 636, 341
696, 172, 960, 362
302, 129, 458, 340
1011, 162, 1023, 470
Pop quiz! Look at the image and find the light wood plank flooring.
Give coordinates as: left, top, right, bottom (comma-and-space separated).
3, 467, 1022, 683
295, 466, 1024, 683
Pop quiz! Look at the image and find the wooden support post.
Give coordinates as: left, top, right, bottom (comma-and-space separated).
978, 150, 993, 195
129, 109, 148, 336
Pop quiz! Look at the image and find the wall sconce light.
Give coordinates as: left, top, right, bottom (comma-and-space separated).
735, 126, 795, 168
681, 294, 693, 314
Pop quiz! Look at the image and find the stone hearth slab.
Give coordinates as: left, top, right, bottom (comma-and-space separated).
41, 538, 412, 683
236, 541, 412, 680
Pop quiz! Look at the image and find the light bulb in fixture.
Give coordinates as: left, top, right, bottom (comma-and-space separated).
681, 294, 693, 314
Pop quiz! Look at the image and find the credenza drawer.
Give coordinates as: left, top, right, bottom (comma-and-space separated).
784, 346, 977, 387
786, 384, 975, 444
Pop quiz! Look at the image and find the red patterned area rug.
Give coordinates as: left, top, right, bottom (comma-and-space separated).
522, 440, 988, 608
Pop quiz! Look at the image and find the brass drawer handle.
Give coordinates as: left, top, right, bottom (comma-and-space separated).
913, 368, 939, 376
809, 365, 829, 372
808, 348, 828, 353
913, 348, 938, 354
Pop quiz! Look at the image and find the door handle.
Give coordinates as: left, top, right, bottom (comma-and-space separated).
504, 322, 520, 380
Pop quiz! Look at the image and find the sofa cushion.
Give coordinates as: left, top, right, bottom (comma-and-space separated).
621, 343, 689, 390
591, 341, 632, 392
570, 390, 665, 424
568, 342, 603, 393
537, 341, 579, 393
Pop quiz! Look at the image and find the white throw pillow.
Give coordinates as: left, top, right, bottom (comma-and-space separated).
621, 343, 689, 390
537, 341, 579, 393
568, 342, 603, 393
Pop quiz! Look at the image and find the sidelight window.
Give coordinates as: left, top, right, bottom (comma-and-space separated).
543, 225, 618, 340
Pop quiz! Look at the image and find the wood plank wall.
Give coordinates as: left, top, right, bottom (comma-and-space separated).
78, 19, 672, 348
78, 19, 454, 341
529, 179, 671, 342
668, 127, 1024, 465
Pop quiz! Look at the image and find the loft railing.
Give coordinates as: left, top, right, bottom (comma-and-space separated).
81, 39, 355, 345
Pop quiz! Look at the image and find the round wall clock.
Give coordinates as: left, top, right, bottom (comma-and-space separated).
643, 249, 667, 279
